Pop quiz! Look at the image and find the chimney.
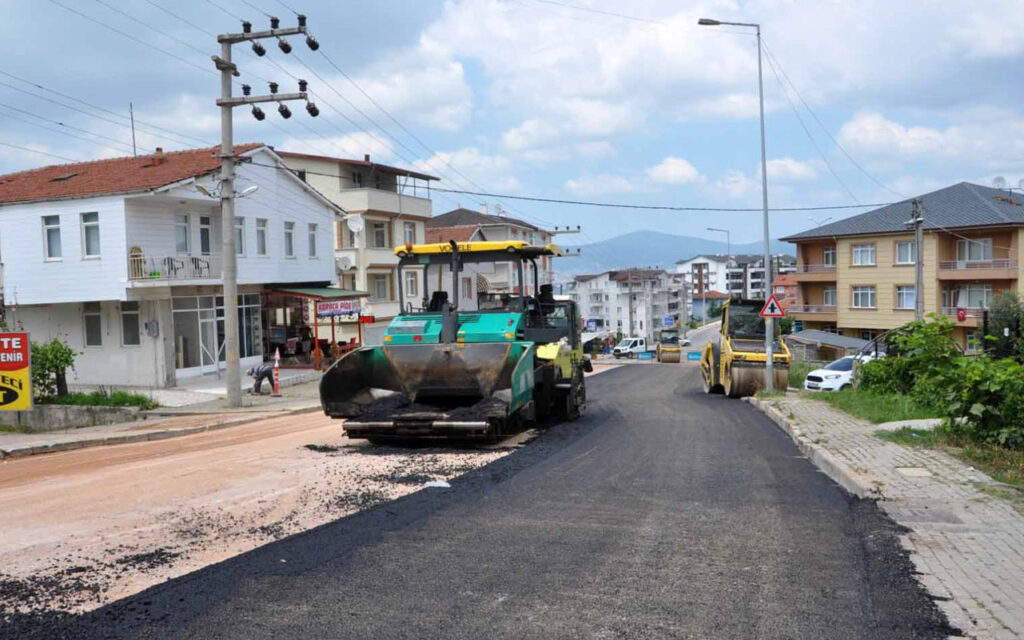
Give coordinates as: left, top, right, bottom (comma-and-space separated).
480, 203, 488, 215
152, 147, 166, 166
364, 154, 370, 162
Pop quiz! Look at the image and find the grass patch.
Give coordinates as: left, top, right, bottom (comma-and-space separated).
788, 361, 818, 389
876, 427, 1024, 489
0, 423, 33, 434
38, 390, 157, 410
808, 388, 939, 424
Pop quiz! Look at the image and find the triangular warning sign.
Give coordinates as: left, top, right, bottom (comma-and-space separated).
759, 294, 786, 318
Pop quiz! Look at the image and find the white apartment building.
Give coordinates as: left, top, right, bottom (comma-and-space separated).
0, 144, 340, 388
675, 253, 795, 300
565, 269, 686, 342
278, 152, 437, 345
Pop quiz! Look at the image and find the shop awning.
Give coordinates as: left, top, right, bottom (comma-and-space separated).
267, 287, 367, 300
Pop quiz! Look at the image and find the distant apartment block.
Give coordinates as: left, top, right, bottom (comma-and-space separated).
565, 269, 686, 341
781, 182, 1024, 348
675, 253, 795, 299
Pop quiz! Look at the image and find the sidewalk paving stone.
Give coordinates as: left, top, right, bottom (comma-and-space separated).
751, 394, 1024, 640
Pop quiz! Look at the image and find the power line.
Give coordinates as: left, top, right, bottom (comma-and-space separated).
0, 105, 135, 155
92, 0, 210, 59
0, 140, 81, 163
0, 102, 136, 151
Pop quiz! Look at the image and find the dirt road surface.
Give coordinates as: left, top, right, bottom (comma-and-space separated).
0, 411, 511, 616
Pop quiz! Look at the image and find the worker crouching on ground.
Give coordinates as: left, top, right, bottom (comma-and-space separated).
246, 364, 274, 395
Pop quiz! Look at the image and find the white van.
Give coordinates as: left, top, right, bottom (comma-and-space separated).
612, 337, 648, 359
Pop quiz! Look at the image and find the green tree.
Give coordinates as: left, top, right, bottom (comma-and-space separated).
30, 339, 77, 399
778, 316, 794, 335
986, 291, 1024, 360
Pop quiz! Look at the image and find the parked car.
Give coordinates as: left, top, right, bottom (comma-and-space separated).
613, 337, 649, 359
803, 354, 879, 391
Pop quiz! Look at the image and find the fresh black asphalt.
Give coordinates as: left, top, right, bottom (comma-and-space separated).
7, 364, 954, 639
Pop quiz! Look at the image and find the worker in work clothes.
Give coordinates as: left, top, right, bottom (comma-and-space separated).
246, 364, 274, 394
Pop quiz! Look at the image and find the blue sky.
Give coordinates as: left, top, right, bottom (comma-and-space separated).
2, 0, 1024, 245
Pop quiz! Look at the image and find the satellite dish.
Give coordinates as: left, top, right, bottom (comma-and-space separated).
345, 213, 364, 233
993, 176, 1007, 190
1018, 178, 1024, 190
336, 256, 354, 272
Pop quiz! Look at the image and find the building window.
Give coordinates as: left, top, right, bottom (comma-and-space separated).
371, 221, 388, 249
81, 212, 101, 258
462, 276, 473, 300
370, 274, 389, 300
896, 285, 916, 310
84, 302, 102, 346
956, 238, 993, 262
199, 216, 211, 255
949, 284, 992, 309
43, 215, 62, 260
234, 217, 245, 255
852, 286, 876, 309
256, 219, 268, 256
284, 221, 295, 258
121, 301, 141, 346
404, 222, 416, 244
308, 223, 317, 258
860, 329, 877, 341
822, 246, 836, 266
896, 241, 916, 265
175, 214, 190, 253
966, 331, 982, 353
351, 171, 363, 188
405, 272, 418, 298
852, 244, 875, 266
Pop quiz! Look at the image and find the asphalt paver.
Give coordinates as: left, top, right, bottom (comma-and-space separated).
5, 364, 955, 639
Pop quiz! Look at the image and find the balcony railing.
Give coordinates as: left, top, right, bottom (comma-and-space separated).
790, 304, 837, 314
938, 259, 1016, 270
128, 254, 221, 281
793, 263, 837, 273
941, 307, 985, 318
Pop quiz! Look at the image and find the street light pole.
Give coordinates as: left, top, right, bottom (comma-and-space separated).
699, 17, 774, 392
707, 227, 730, 259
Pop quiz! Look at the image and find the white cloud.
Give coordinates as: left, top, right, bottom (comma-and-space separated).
710, 170, 760, 201
646, 157, 701, 184
766, 158, 818, 181
564, 174, 635, 197
413, 147, 519, 191
947, 12, 1024, 59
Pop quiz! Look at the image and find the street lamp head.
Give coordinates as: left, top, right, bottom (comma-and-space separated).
697, 18, 721, 25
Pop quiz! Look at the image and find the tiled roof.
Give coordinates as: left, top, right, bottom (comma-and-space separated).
425, 225, 484, 244
609, 269, 665, 282
428, 207, 541, 231
697, 290, 730, 300
781, 182, 1024, 241
0, 144, 263, 205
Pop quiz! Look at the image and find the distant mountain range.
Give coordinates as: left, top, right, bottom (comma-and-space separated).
560, 230, 792, 276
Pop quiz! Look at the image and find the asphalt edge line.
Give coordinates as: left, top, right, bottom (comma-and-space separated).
745, 397, 883, 500
0, 406, 321, 460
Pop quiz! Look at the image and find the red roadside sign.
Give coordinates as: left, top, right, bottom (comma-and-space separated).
759, 295, 786, 318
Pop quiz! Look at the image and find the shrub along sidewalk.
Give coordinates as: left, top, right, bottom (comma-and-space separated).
752, 393, 1024, 640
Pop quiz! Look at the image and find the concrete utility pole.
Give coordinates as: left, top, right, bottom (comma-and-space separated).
698, 16, 774, 391
911, 198, 924, 322
214, 15, 319, 407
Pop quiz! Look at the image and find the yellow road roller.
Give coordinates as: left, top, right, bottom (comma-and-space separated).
656, 329, 684, 363
701, 298, 790, 397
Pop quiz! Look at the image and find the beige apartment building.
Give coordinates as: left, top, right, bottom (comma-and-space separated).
781, 182, 1024, 349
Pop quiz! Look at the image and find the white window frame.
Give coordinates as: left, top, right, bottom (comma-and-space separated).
175, 214, 190, 254
81, 212, 101, 259
405, 271, 418, 298
403, 221, 416, 244
852, 286, 876, 309
256, 218, 268, 256
284, 221, 295, 258
121, 301, 141, 346
822, 246, 836, 266
371, 221, 387, 249
852, 243, 875, 266
42, 215, 62, 261
84, 302, 103, 347
896, 285, 916, 310
823, 286, 837, 307
308, 223, 317, 258
462, 276, 473, 300
199, 216, 212, 255
895, 241, 916, 265
957, 284, 993, 309
956, 238, 993, 263
234, 217, 245, 256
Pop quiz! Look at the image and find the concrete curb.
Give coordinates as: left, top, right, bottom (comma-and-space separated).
745, 397, 883, 500
0, 405, 321, 460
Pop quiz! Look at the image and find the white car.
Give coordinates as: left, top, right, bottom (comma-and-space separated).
803, 354, 879, 392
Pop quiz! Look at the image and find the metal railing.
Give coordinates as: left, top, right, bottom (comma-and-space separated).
941, 307, 985, 318
128, 254, 221, 281
790, 304, 837, 314
793, 263, 837, 273
938, 259, 1016, 270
